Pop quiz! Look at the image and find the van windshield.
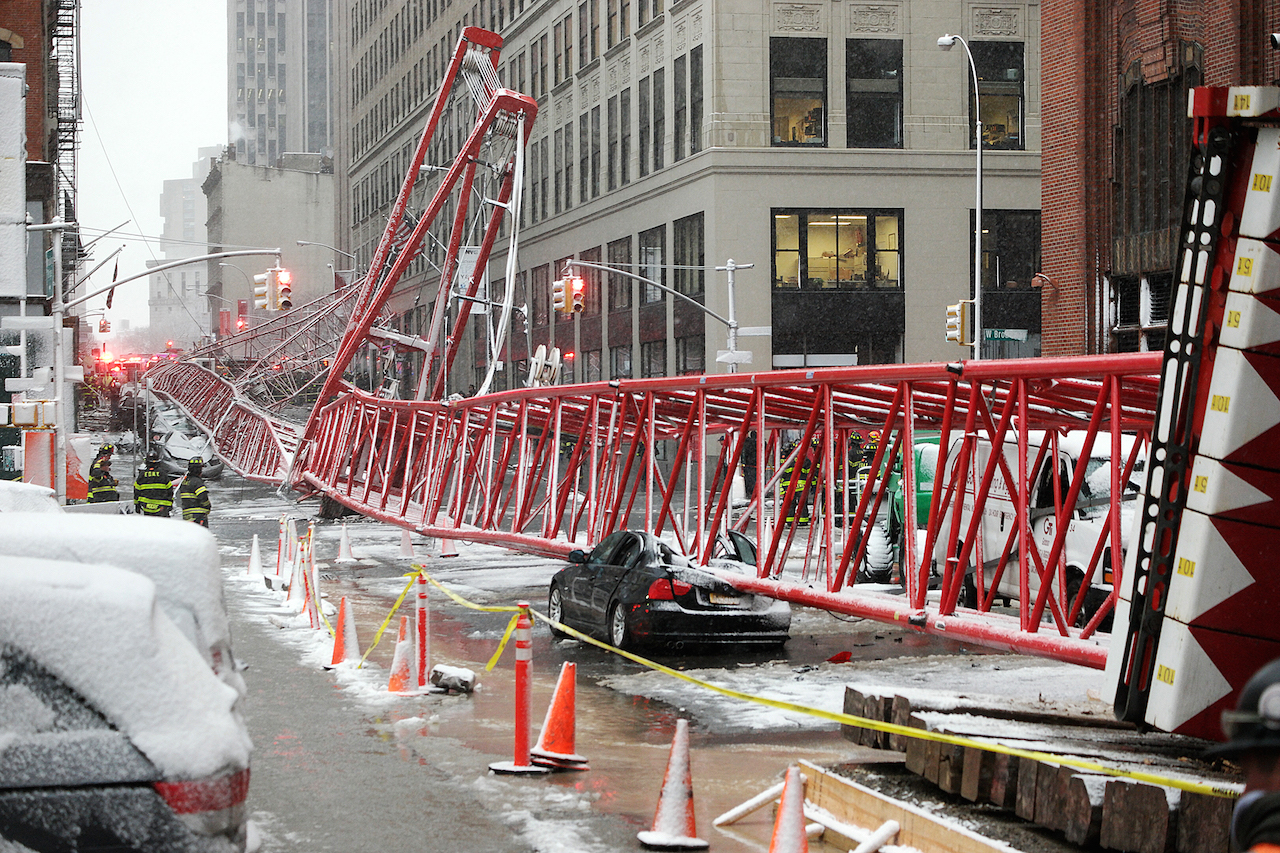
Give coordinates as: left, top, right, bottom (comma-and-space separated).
1083, 456, 1144, 502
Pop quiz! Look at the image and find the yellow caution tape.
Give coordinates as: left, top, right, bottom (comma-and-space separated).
350, 570, 1241, 799
486, 613, 521, 672
355, 573, 420, 668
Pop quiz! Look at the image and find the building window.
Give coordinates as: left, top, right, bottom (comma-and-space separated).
562, 122, 574, 210
673, 54, 686, 162
608, 237, 632, 310
610, 344, 632, 378
532, 264, 550, 325
578, 0, 598, 65
673, 212, 703, 295
846, 39, 902, 149
640, 340, 666, 377
585, 349, 603, 382
640, 225, 665, 302
690, 45, 703, 155
772, 209, 902, 290
979, 209, 1042, 358
771, 37, 826, 146
607, 0, 619, 48
652, 67, 665, 170
553, 127, 564, 213
590, 105, 601, 198
580, 246, 602, 314
554, 14, 573, 86
619, 0, 631, 40
607, 95, 619, 191
620, 87, 632, 185
579, 113, 590, 204
639, 76, 650, 177
972, 41, 1024, 150
675, 337, 704, 375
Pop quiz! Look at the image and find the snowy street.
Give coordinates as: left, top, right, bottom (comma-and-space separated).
206, 471, 1107, 852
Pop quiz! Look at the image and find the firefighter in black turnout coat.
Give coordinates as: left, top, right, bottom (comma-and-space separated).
179, 458, 211, 527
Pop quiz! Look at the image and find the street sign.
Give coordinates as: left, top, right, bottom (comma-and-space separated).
737, 326, 772, 337
716, 350, 753, 364
983, 328, 1028, 342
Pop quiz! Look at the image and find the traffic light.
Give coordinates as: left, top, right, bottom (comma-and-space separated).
552, 277, 568, 313
275, 268, 293, 310
253, 273, 271, 309
98, 319, 110, 333
570, 276, 586, 312
945, 300, 972, 346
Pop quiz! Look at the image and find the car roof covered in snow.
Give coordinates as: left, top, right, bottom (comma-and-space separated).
0, 480, 62, 513
0, 514, 244, 698
0, 556, 251, 779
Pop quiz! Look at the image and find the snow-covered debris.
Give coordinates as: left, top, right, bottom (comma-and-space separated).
0, 557, 251, 779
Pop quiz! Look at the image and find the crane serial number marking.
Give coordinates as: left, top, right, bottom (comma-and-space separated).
1157, 665, 1176, 685
1227, 310, 1242, 328
1238, 257, 1255, 277
1177, 557, 1196, 577
1194, 475, 1209, 493
1211, 395, 1231, 413
1253, 174, 1274, 192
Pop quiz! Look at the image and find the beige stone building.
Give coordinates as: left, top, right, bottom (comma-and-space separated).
332, 0, 1043, 394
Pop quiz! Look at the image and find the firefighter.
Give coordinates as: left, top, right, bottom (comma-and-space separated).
179, 457, 211, 527
1208, 658, 1280, 852
133, 450, 174, 517
87, 458, 119, 503
91, 443, 114, 476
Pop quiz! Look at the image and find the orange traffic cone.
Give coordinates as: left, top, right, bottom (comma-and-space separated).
327, 596, 360, 667
637, 719, 708, 850
531, 662, 588, 770
438, 535, 459, 558
767, 765, 808, 853
387, 616, 414, 693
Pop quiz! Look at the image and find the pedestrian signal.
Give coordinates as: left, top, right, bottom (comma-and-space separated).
552, 277, 568, 313
945, 300, 972, 346
254, 273, 271, 309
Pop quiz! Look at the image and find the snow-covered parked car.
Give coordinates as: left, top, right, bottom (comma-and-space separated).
0, 517, 251, 851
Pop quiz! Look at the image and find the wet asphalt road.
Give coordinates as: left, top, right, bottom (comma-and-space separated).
204, 472, 991, 852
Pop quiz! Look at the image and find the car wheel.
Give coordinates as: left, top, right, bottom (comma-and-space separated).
547, 585, 569, 640
1066, 569, 1113, 631
608, 602, 633, 650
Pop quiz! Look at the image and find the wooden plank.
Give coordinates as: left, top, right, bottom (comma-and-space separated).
938, 741, 965, 794
1033, 764, 1071, 832
862, 694, 887, 749
988, 752, 1019, 809
800, 760, 1021, 853
1100, 780, 1178, 853
960, 747, 994, 803
841, 687, 867, 744
889, 694, 913, 752
1062, 773, 1104, 847
1015, 757, 1040, 822
904, 714, 929, 776
1176, 792, 1231, 853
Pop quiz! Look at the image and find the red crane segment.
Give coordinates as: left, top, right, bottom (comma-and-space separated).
289, 353, 1159, 666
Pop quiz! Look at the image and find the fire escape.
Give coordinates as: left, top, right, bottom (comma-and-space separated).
51, 0, 80, 285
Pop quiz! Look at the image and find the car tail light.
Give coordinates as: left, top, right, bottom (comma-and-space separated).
154, 767, 249, 838
647, 578, 692, 600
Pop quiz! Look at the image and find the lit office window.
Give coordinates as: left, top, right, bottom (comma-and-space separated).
770, 38, 826, 147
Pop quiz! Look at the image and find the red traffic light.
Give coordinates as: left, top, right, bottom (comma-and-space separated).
570, 276, 586, 312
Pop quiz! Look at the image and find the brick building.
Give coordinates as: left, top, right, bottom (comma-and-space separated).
1040, 0, 1280, 356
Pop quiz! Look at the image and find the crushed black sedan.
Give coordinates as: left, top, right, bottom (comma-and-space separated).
547, 530, 790, 650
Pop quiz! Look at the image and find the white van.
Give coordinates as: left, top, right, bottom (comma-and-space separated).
928, 431, 1145, 626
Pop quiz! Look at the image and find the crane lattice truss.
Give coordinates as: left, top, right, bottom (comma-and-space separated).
148, 27, 1168, 669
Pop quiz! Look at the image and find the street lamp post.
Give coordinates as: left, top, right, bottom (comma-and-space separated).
296, 240, 357, 264
938, 33, 982, 359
